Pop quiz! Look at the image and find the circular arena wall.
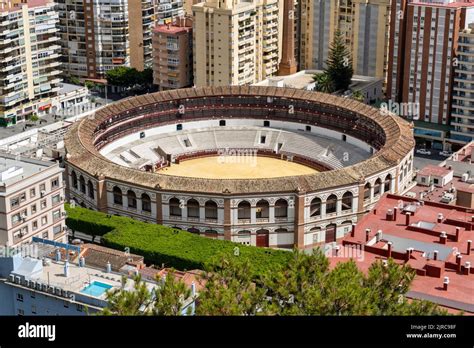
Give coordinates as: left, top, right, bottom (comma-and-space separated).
64, 86, 415, 249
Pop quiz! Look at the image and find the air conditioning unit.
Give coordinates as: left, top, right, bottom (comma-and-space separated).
40, 190, 46, 197
36, 282, 42, 290
8, 274, 14, 282
48, 286, 55, 294
24, 279, 30, 287
15, 276, 21, 284
42, 283, 48, 292
55, 287, 62, 295
30, 281, 36, 289
61, 212, 67, 217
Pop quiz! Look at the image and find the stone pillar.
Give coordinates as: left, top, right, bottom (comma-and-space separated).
293, 194, 305, 249
250, 206, 256, 224
156, 193, 163, 225
96, 175, 108, 213
224, 198, 231, 241
336, 199, 342, 215
269, 204, 275, 223
321, 202, 327, 219
199, 206, 206, 222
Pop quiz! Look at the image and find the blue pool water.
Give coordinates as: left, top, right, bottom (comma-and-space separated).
80, 281, 113, 297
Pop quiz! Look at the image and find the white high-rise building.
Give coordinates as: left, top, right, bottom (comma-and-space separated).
0, 0, 62, 126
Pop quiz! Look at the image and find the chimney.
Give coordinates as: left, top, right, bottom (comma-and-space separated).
456, 253, 462, 273
106, 261, 112, 273
64, 261, 69, 277
467, 240, 472, 255
405, 248, 412, 261
351, 224, 356, 237
440, 231, 447, 245
393, 207, 398, 220
405, 212, 411, 225
277, 0, 297, 75
387, 241, 393, 258
386, 209, 393, 221
365, 228, 371, 242
433, 250, 438, 261
443, 276, 449, 291
455, 227, 461, 242
376, 230, 383, 242
464, 261, 471, 275
373, 208, 377, 215
437, 213, 444, 223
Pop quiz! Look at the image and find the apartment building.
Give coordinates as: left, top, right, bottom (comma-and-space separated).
388, 0, 474, 126
192, 0, 283, 87
57, 0, 156, 80
153, 17, 193, 90
0, 0, 62, 127
156, 0, 185, 23
0, 154, 66, 248
298, 0, 390, 80
451, 23, 474, 144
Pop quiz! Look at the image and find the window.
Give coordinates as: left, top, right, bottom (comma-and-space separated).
260, 136, 266, 144
12, 213, 22, 225
31, 305, 37, 314
205, 200, 218, 220
79, 176, 86, 194
263, 120, 270, 127
176, 124, 183, 131
64, 301, 69, 308
51, 177, 59, 189
71, 172, 78, 189
187, 199, 200, 218
42, 231, 48, 239
310, 197, 322, 218
41, 199, 47, 209
41, 216, 47, 226
87, 181, 94, 199
53, 224, 62, 235
76, 304, 84, 312
31, 204, 37, 214
238, 201, 251, 220
10, 197, 19, 209
113, 187, 123, 205
219, 120, 226, 126
52, 194, 60, 205
53, 209, 61, 221
141, 193, 151, 212
32, 220, 38, 231
17, 309, 24, 316
40, 183, 46, 192
306, 125, 311, 132
169, 198, 182, 217
326, 195, 338, 214
127, 190, 137, 209
31, 292, 35, 299
17, 293, 24, 302
19, 192, 26, 203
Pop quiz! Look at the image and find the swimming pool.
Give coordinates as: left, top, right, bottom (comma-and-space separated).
80, 281, 113, 297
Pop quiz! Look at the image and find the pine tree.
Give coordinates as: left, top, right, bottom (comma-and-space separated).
153, 269, 195, 316
325, 30, 353, 92
195, 255, 267, 315
103, 275, 153, 315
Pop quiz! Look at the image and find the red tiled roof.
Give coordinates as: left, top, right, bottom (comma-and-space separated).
418, 165, 453, 177
332, 194, 474, 312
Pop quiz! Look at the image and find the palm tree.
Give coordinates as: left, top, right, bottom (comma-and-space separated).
313, 73, 334, 93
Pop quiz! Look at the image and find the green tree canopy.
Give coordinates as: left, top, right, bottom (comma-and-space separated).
325, 30, 353, 92
196, 255, 268, 315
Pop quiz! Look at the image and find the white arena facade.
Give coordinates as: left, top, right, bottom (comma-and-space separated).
64, 86, 415, 249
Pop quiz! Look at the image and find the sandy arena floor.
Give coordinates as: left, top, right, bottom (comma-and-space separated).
159, 156, 317, 179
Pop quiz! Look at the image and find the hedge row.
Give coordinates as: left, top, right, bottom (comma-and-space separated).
65, 205, 292, 275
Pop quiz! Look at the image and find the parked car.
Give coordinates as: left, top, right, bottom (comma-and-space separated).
416, 148, 431, 155
439, 151, 453, 157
